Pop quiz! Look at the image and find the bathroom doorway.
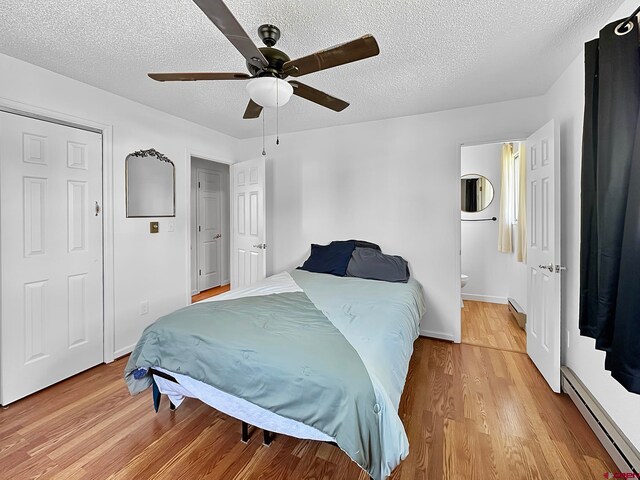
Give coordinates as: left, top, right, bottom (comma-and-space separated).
459, 141, 527, 353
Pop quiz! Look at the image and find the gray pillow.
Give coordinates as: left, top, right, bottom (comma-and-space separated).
346, 248, 410, 283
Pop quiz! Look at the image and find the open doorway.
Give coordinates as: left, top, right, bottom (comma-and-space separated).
460, 141, 527, 353
190, 157, 230, 302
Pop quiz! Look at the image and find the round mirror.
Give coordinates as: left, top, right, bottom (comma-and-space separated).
461, 174, 494, 212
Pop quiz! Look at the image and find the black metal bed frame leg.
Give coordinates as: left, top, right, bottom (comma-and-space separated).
239, 422, 273, 446
169, 400, 176, 411
241, 421, 250, 443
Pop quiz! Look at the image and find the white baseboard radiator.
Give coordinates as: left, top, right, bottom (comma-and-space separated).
562, 367, 640, 474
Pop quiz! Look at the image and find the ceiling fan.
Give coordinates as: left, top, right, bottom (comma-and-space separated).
148, 0, 380, 119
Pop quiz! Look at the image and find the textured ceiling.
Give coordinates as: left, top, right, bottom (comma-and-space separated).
0, 0, 625, 139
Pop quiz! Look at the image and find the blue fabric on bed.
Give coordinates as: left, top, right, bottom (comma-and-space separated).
125, 288, 382, 478
299, 240, 356, 276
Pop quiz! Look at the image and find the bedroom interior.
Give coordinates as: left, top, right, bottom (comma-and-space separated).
1, 0, 640, 478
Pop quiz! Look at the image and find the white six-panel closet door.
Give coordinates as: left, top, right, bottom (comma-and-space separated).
0, 112, 103, 405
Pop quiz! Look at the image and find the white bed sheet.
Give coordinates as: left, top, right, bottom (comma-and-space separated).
201, 271, 302, 303
153, 271, 332, 442
154, 367, 331, 441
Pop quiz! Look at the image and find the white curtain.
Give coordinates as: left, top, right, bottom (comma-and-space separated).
516, 143, 527, 262
497, 143, 513, 253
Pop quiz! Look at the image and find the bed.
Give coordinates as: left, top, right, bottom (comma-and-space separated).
125, 268, 425, 480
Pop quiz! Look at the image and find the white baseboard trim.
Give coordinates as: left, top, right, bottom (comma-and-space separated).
419, 329, 455, 342
113, 345, 135, 360
461, 293, 507, 304
562, 367, 639, 474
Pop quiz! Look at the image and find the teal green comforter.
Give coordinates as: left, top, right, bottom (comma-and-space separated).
125, 270, 426, 479
125, 290, 382, 478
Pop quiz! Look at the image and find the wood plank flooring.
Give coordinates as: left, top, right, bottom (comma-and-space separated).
0, 337, 615, 479
462, 300, 526, 353
191, 283, 231, 303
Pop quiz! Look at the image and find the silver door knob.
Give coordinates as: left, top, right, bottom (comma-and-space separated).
253, 243, 267, 249
538, 264, 553, 272
214, 234, 222, 239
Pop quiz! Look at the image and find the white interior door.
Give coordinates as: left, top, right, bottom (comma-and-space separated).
197, 169, 222, 291
0, 112, 103, 405
230, 158, 266, 289
526, 119, 561, 392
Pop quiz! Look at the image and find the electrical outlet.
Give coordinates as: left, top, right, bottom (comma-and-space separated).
140, 300, 150, 315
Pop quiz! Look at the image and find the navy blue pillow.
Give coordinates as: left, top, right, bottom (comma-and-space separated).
299, 240, 356, 276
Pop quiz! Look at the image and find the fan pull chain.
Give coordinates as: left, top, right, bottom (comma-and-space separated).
276, 81, 280, 145
261, 112, 266, 156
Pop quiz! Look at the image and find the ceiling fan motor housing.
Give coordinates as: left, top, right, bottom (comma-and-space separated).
247, 49, 291, 79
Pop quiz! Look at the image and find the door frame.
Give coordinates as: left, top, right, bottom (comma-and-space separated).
455, 132, 529, 344
0, 98, 116, 362
185, 151, 233, 303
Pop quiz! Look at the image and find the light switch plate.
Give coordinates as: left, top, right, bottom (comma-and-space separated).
150, 221, 159, 233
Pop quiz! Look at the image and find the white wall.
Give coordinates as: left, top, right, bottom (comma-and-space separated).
507, 237, 528, 312
546, 0, 640, 449
190, 157, 230, 294
460, 143, 509, 303
238, 98, 547, 341
0, 53, 240, 358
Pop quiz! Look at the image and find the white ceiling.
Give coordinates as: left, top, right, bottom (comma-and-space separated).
0, 0, 625, 139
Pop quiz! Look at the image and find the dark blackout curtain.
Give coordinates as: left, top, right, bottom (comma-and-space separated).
463, 179, 478, 212
580, 17, 640, 394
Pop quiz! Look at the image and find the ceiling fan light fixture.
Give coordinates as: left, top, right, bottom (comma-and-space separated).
246, 77, 293, 108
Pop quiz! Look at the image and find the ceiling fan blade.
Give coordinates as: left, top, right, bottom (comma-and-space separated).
148, 72, 251, 82
192, 0, 269, 69
289, 81, 349, 112
283, 34, 379, 77
243, 99, 263, 119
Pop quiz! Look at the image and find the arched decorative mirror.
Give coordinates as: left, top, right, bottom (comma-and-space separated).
460, 174, 494, 212
126, 148, 175, 217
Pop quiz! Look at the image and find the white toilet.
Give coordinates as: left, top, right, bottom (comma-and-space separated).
460, 274, 469, 307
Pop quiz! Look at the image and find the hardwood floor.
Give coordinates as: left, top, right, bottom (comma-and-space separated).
462, 300, 527, 353
191, 283, 231, 303
0, 338, 615, 479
